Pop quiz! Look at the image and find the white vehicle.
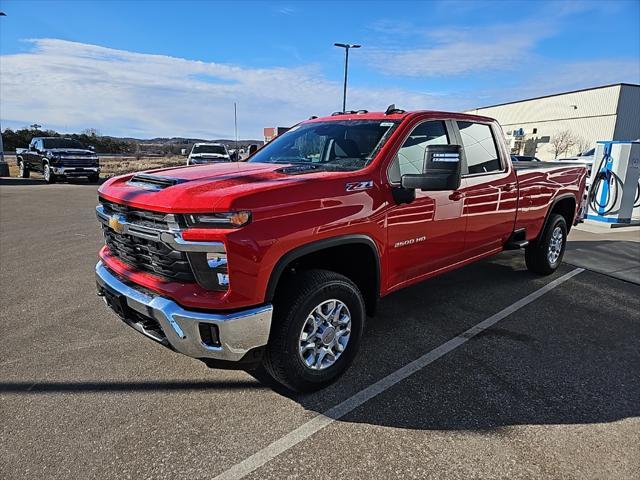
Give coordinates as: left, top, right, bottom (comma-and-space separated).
562, 147, 596, 177
187, 143, 231, 165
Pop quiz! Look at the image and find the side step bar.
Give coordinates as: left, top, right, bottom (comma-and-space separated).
505, 228, 529, 250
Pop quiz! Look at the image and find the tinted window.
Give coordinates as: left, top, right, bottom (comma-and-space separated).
42, 138, 86, 149
457, 122, 502, 174
389, 121, 449, 183
193, 145, 228, 155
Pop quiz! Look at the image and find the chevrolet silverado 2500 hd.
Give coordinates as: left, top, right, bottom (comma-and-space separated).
95, 109, 587, 392
17, 137, 100, 183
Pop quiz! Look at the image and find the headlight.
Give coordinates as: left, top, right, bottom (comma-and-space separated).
186, 211, 251, 228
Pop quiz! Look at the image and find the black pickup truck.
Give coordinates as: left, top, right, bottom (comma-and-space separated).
16, 137, 101, 184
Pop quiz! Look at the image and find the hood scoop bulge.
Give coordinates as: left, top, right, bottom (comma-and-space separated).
127, 173, 188, 191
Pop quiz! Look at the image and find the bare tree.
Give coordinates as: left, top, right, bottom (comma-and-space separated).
81, 127, 101, 137
574, 136, 591, 155
549, 130, 577, 158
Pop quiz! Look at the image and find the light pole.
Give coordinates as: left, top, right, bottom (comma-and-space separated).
0, 11, 8, 177
334, 43, 360, 112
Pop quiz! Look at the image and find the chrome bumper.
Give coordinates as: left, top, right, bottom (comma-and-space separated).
52, 166, 100, 175
95, 261, 273, 362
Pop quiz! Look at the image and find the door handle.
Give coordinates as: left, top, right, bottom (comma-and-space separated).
502, 183, 516, 192
449, 191, 465, 201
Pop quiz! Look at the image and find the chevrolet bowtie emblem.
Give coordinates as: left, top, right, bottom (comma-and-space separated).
108, 214, 127, 234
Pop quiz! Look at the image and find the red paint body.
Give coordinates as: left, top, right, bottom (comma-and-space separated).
98, 111, 587, 311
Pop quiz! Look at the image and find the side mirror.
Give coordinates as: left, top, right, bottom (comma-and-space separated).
401, 144, 462, 191
89, 145, 95, 151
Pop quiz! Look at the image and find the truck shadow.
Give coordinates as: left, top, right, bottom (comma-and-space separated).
0, 379, 266, 394
250, 253, 640, 431
0, 177, 106, 186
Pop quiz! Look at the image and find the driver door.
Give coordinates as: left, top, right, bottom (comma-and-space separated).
386, 119, 467, 290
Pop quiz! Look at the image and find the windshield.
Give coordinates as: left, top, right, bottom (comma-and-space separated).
248, 120, 399, 171
43, 138, 85, 149
193, 145, 227, 155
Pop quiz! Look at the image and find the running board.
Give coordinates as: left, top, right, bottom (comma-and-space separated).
505, 228, 529, 250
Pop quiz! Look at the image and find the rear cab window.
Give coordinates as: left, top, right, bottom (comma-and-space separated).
457, 121, 503, 175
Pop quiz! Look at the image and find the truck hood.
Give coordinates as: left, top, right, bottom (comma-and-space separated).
98, 162, 333, 213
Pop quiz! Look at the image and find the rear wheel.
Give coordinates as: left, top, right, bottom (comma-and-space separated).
525, 214, 567, 275
262, 269, 365, 392
18, 160, 30, 178
43, 163, 56, 184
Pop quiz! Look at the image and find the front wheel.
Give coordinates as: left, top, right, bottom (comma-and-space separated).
43, 163, 57, 184
262, 269, 366, 392
525, 214, 567, 275
18, 161, 30, 178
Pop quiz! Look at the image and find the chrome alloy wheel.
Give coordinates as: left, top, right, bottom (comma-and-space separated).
548, 226, 563, 264
19, 161, 24, 177
298, 299, 351, 371
44, 164, 51, 182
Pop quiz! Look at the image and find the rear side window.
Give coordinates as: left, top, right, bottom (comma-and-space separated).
388, 120, 449, 183
457, 122, 502, 174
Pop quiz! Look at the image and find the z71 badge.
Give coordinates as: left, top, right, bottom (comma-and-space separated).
345, 181, 374, 192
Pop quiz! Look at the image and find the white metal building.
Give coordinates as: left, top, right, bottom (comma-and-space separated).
465, 83, 640, 161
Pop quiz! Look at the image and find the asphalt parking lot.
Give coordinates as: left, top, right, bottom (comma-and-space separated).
1, 179, 639, 479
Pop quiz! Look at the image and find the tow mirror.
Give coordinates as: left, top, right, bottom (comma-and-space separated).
401, 144, 462, 191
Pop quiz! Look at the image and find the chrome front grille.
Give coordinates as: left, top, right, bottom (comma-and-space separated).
98, 200, 193, 282
59, 158, 97, 166
97, 200, 228, 290
102, 226, 195, 282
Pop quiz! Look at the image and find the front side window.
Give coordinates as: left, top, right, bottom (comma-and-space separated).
388, 120, 449, 183
457, 122, 502, 174
249, 120, 398, 171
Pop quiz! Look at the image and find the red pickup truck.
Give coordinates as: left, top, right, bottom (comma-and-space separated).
96, 109, 587, 391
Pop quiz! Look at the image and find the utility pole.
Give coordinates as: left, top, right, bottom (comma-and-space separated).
334, 43, 361, 112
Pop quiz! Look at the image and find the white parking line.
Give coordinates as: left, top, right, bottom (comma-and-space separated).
214, 267, 585, 480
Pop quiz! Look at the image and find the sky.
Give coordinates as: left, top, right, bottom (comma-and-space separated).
0, 0, 639, 139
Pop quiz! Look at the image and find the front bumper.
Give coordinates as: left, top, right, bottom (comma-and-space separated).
52, 166, 100, 176
95, 261, 273, 363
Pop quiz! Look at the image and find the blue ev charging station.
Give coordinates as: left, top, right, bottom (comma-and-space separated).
587, 141, 640, 226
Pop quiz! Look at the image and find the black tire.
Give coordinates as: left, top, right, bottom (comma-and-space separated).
18, 160, 30, 178
88, 173, 100, 183
525, 214, 567, 275
262, 269, 366, 392
43, 163, 56, 184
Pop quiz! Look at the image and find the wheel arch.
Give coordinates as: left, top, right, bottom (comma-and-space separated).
265, 235, 381, 316
540, 194, 576, 239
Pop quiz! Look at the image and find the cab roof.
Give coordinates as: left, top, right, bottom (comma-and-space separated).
304, 109, 495, 124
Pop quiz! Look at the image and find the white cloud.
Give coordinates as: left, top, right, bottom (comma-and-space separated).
365, 20, 556, 77
0, 39, 442, 139
363, 0, 627, 78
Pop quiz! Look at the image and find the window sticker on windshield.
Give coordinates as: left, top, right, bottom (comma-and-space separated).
380, 122, 394, 127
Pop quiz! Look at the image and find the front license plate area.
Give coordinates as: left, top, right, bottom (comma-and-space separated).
100, 284, 130, 318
